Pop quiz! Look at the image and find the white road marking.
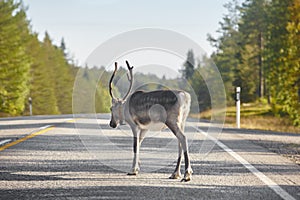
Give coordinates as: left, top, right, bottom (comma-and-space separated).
39, 125, 52, 130
193, 125, 296, 200
0, 139, 12, 146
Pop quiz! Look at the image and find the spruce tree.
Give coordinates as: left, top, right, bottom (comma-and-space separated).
0, 0, 31, 115
182, 50, 195, 81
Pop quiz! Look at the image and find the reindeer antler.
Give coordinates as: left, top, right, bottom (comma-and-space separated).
122, 60, 134, 100
109, 62, 118, 99
109, 61, 134, 101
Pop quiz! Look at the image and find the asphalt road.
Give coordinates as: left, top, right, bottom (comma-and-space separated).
0, 114, 299, 200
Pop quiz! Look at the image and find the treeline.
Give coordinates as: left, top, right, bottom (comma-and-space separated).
0, 0, 111, 116
207, 0, 299, 125
1, 0, 299, 126
0, 0, 178, 117
73, 66, 111, 114
0, 0, 75, 116
0, 0, 180, 116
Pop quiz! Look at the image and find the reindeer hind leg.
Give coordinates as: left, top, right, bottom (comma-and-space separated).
169, 141, 182, 179
167, 121, 192, 182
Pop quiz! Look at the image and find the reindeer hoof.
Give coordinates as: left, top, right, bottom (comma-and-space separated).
181, 169, 193, 182
181, 170, 192, 182
181, 176, 191, 182
169, 173, 182, 179
127, 169, 139, 176
127, 172, 137, 176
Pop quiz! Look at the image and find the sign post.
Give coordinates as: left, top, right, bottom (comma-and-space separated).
28, 97, 32, 116
236, 87, 241, 128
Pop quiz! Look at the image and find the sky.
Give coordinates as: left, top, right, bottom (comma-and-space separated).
22, 0, 232, 68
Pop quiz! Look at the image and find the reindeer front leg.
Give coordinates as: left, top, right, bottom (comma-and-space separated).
128, 126, 140, 175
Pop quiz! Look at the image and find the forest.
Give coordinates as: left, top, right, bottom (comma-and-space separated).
207, 0, 300, 126
0, 0, 299, 126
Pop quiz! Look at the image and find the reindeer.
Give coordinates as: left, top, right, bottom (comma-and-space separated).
109, 61, 192, 182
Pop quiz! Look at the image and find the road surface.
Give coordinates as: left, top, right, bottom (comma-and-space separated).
0, 114, 299, 200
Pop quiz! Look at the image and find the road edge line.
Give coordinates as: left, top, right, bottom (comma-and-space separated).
193, 125, 296, 200
0, 125, 54, 152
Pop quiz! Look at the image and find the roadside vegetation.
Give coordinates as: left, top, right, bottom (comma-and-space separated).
189, 0, 300, 129
193, 102, 300, 133
0, 0, 299, 131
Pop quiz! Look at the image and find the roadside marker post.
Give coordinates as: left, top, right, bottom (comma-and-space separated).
236, 87, 241, 128
28, 97, 32, 116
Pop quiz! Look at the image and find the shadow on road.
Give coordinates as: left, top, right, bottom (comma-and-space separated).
0, 184, 295, 200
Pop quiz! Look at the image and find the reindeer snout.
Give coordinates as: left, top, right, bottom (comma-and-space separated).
110, 121, 117, 128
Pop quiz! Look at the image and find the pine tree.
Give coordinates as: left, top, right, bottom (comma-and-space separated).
95, 82, 110, 113
282, 0, 300, 125
0, 0, 31, 115
265, 0, 292, 114
181, 49, 195, 80
190, 58, 211, 111
60, 37, 67, 58
208, 0, 299, 125
27, 33, 59, 115
53, 40, 74, 114
208, 0, 242, 103
239, 0, 269, 99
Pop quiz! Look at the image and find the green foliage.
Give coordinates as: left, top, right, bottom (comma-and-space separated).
208, 0, 242, 104
1, 0, 298, 127
282, 0, 300, 125
263, 0, 300, 125
189, 58, 211, 111
73, 66, 112, 114
27, 33, 59, 115
210, 0, 300, 126
26, 32, 76, 115
181, 50, 195, 80
239, 0, 268, 99
0, 0, 31, 115
0, 0, 110, 116
95, 82, 111, 113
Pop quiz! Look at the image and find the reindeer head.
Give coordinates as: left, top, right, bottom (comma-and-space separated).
109, 61, 133, 128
